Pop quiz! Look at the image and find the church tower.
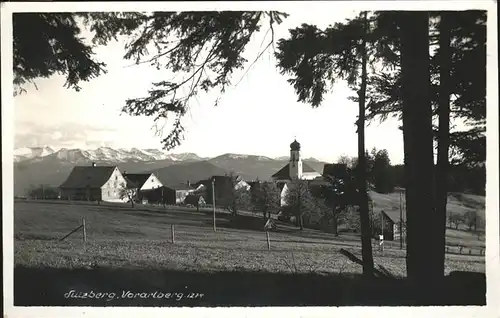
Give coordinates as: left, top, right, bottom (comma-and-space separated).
289, 139, 303, 179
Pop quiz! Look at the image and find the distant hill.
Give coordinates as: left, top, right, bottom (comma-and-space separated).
208, 154, 326, 181
142, 161, 229, 187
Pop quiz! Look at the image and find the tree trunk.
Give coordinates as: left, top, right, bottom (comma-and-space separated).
299, 214, 304, 230
356, 11, 375, 278
332, 205, 339, 236
435, 11, 452, 279
399, 12, 437, 281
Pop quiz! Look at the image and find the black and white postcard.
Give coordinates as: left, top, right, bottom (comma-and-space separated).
2, 1, 498, 317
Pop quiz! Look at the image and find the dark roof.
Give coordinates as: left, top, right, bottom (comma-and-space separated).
123, 176, 139, 189
380, 209, 407, 224
123, 173, 152, 189
194, 175, 241, 186
165, 182, 194, 190
271, 163, 318, 180
59, 166, 117, 189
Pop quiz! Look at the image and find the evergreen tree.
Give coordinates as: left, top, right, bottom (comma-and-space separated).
372, 149, 394, 193
13, 13, 110, 94
398, 12, 437, 282
275, 11, 402, 276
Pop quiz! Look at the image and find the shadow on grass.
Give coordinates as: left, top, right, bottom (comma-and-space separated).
15, 266, 485, 307
205, 214, 301, 233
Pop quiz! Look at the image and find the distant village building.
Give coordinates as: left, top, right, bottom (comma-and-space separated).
143, 181, 196, 205
271, 139, 322, 206
167, 182, 196, 204
184, 194, 206, 207
376, 208, 407, 242
193, 175, 250, 206
59, 163, 127, 202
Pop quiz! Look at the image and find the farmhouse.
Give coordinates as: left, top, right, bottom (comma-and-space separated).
123, 172, 163, 191
123, 172, 164, 204
59, 163, 127, 202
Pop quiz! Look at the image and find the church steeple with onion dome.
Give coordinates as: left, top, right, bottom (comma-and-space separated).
289, 138, 303, 179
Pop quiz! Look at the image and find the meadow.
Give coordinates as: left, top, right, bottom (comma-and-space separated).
13, 199, 486, 306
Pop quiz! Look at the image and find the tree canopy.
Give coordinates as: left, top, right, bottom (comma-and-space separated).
365, 11, 486, 168
13, 11, 288, 150
13, 13, 108, 94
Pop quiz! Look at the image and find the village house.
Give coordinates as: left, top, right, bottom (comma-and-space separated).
133, 186, 175, 205
59, 163, 127, 202
193, 175, 250, 206
166, 181, 196, 204
375, 208, 407, 241
123, 172, 164, 204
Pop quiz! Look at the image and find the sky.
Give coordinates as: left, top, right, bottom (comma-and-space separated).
15, 9, 406, 164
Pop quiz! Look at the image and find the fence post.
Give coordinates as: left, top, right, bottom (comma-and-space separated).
171, 224, 175, 244
82, 218, 87, 243
266, 231, 271, 250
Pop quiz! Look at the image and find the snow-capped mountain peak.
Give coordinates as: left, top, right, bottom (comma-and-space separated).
14, 146, 208, 163
14, 146, 55, 162
14, 146, 319, 164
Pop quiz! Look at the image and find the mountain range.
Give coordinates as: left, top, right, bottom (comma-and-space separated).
13, 146, 328, 196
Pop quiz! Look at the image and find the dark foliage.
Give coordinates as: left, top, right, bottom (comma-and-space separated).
27, 185, 59, 200
84, 11, 288, 150
13, 13, 107, 94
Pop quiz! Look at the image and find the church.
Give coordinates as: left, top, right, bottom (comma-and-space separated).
271, 139, 323, 206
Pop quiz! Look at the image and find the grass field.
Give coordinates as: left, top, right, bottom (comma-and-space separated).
369, 190, 486, 220
13, 200, 486, 306
14, 200, 485, 273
